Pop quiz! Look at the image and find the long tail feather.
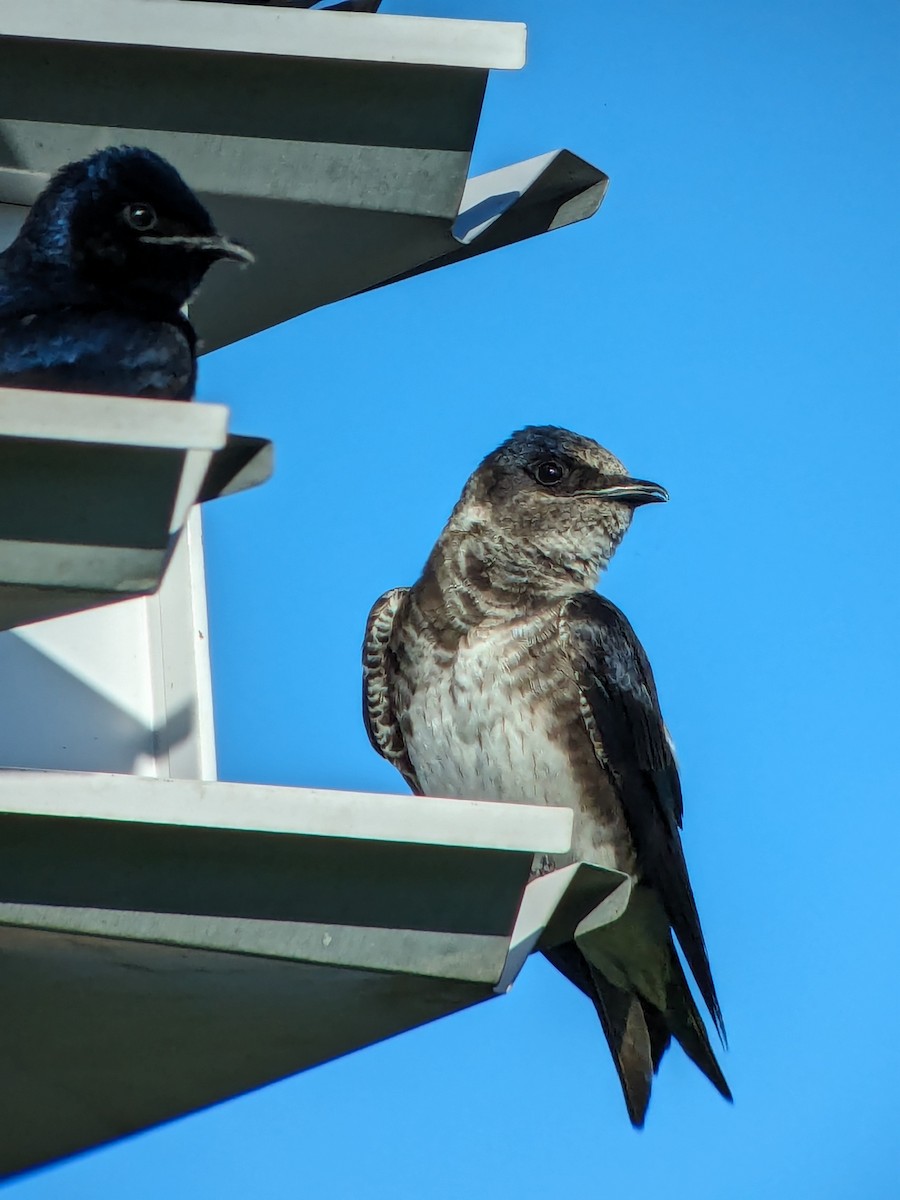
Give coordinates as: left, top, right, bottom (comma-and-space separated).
585, 964, 654, 1127
544, 938, 731, 1126
545, 943, 659, 1128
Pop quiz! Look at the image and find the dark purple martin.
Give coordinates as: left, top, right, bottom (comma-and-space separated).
363, 425, 730, 1127
0, 146, 253, 400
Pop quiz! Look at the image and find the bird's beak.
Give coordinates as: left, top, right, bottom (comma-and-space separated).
586, 478, 669, 506
141, 234, 255, 264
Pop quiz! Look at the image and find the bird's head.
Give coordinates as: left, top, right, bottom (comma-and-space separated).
446, 425, 667, 598
16, 146, 253, 312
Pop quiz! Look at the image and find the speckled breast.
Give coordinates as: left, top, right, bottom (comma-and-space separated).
398, 608, 635, 874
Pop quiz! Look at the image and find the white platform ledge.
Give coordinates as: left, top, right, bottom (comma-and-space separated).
0, 772, 572, 1177
0, 0, 526, 71
0, 389, 272, 630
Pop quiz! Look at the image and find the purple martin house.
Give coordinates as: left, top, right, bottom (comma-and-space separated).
0, 0, 620, 1178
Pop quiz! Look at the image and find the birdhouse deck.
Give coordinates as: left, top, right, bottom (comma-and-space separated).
0, 389, 271, 630
0, 771, 576, 1176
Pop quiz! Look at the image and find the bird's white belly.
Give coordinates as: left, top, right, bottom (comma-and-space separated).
405, 633, 582, 812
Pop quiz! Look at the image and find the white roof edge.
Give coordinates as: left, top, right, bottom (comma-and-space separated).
0, 389, 229, 451
0, 0, 527, 71
0, 770, 574, 855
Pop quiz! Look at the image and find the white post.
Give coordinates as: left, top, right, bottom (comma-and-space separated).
0, 514, 217, 780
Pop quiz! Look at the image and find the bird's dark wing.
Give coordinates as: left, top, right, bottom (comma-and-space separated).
0, 310, 196, 399
362, 588, 423, 795
561, 591, 725, 1039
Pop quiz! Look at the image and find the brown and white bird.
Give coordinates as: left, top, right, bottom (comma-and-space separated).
362, 425, 730, 1127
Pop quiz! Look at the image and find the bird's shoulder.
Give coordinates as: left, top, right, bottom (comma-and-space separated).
363, 586, 408, 676
362, 587, 422, 791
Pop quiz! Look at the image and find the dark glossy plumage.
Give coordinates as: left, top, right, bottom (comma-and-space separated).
0, 146, 252, 400
363, 426, 730, 1127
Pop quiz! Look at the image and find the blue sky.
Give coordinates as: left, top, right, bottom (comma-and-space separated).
8, 1, 899, 1196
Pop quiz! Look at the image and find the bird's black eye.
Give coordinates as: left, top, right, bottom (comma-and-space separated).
123, 203, 158, 232
534, 459, 566, 486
